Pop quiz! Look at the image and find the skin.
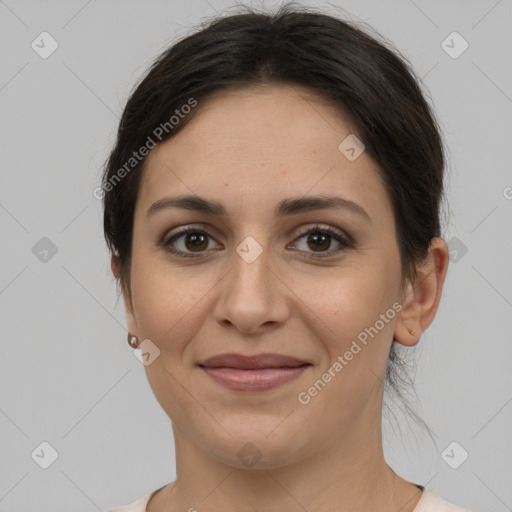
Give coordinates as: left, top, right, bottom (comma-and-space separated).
111, 84, 449, 512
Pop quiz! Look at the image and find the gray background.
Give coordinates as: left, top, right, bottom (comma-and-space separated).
0, 0, 511, 511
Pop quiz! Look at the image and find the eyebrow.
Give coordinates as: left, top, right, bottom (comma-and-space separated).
145, 194, 371, 222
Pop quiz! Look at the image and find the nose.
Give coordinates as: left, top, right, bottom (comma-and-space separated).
212, 237, 291, 334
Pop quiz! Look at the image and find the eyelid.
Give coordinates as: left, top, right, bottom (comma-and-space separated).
161, 222, 353, 258
163, 222, 350, 242
292, 223, 352, 244
163, 223, 218, 241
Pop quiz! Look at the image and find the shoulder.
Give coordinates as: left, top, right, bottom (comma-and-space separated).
106, 488, 159, 512
414, 489, 471, 512
106, 486, 470, 512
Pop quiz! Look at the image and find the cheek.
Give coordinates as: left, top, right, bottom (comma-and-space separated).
294, 269, 399, 417
129, 254, 215, 349
293, 261, 399, 349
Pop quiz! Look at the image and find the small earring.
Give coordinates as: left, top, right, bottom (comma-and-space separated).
128, 333, 139, 348
408, 328, 416, 336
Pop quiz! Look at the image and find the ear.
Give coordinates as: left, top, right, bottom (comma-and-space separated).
394, 237, 449, 347
111, 254, 139, 336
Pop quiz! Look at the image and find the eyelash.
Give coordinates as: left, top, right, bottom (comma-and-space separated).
161, 224, 354, 260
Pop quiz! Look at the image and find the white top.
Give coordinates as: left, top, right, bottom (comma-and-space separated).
106, 486, 471, 512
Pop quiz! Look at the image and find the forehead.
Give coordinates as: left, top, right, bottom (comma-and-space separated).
137, 84, 389, 219
164, 84, 359, 157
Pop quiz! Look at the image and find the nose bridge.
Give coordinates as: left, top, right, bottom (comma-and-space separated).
213, 233, 289, 331
230, 234, 273, 300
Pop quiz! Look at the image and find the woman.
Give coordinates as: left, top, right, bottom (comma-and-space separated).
102, 3, 468, 511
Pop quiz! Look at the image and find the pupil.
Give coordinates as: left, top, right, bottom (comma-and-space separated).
309, 232, 330, 251
182, 231, 332, 253
186, 233, 207, 251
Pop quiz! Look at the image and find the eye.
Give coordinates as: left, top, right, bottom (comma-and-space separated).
289, 224, 352, 258
161, 224, 353, 259
162, 227, 221, 258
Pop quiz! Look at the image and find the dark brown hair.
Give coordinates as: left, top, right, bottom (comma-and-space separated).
101, 2, 446, 434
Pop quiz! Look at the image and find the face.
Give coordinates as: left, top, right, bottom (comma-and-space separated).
122, 84, 407, 469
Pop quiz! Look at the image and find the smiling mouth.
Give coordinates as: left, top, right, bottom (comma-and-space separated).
198, 352, 312, 391
200, 366, 311, 391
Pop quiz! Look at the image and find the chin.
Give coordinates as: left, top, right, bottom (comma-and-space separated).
197, 421, 313, 471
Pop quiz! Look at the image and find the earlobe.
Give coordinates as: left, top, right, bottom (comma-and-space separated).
394, 322, 421, 347
394, 282, 423, 347
125, 305, 139, 339
122, 284, 138, 336
111, 253, 120, 278
393, 237, 449, 347
111, 253, 139, 337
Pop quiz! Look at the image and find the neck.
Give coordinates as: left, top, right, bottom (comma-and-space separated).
149, 409, 422, 512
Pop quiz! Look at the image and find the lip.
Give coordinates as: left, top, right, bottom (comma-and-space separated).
199, 352, 310, 369
198, 353, 312, 392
